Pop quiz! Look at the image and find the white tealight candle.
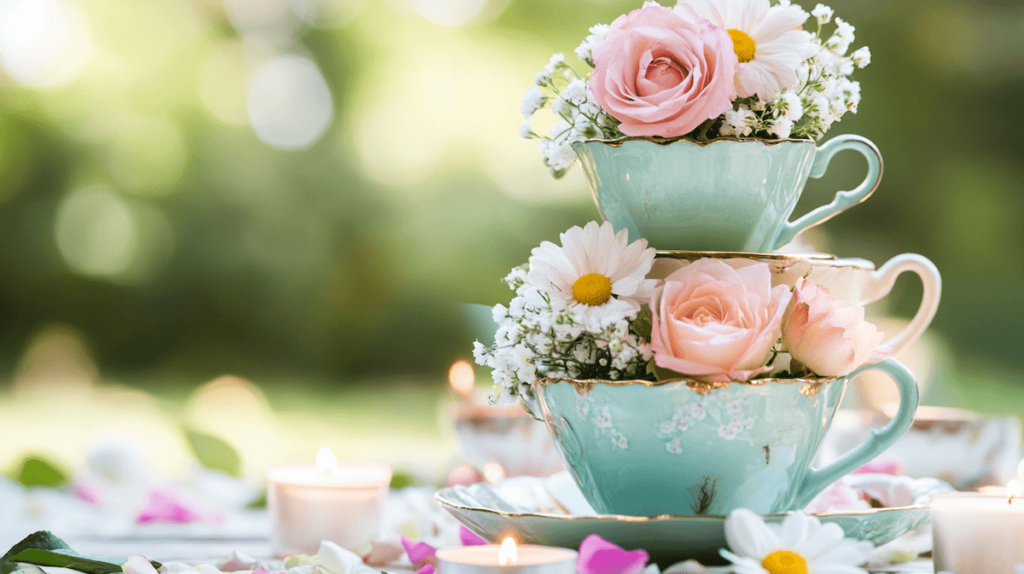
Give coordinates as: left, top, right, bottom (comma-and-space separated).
437, 538, 577, 574
932, 491, 1024, 573
268, 448, 391, 556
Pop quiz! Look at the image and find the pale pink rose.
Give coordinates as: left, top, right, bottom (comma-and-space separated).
782, 278, 891, 377
650, 259, 791, 381
589, 4, 738, 138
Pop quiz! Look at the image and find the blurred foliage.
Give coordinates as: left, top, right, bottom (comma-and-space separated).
184, 427, 242, 477
0, 0, 1020, 387
10, 456, 68, 487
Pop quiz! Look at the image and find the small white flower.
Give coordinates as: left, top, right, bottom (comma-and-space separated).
725, 106, 757, 136
721, 509, 873, 574
772, 117, 793, 139
545, 53, 566, 75
614, 435, 628, 449
687, 403, 707, 420
563, 78, 588, 105
534, 70, 551, 86
518, 123, 532, 139
520, 87, 546, 119
811, 4, 834, 24
779, 92, 804, 121
852, 46, 871, 68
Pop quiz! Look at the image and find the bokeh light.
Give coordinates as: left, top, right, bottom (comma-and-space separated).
247, 55, 335, 150
448, 360, 475, 397
54, 186, 137, 279
108, 115, 188, 196
199, 41, 251, 126
0, 0, 92, 89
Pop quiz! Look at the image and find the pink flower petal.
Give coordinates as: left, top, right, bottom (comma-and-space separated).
577, 535, 649, 574
459, 526, 488, 546
853, 457, 905, 476
415, 566, 434, 574
135, 490, 204, 525
400, 536, 437, 569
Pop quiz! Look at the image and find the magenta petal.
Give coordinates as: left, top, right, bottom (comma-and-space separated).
415, 566, 435, 574
135, 490, 204, 525
400, 535, 438, 565
577, 535, 649, 574
459, 526, 488, 546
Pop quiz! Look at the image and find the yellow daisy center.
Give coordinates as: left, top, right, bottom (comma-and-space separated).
728, 29, 756, 63
761, 550, 808, 574
572, 273, 613, 306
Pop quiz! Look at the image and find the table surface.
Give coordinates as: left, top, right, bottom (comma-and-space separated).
63, 536, 935, 574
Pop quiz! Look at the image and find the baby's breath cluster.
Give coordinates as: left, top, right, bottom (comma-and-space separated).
473, 266, 653, 404
519, 49, 622, 178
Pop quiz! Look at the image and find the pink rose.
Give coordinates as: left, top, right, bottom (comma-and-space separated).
651, 259, 791, 381
589, 4, 738, 138
782, 278, 891, 377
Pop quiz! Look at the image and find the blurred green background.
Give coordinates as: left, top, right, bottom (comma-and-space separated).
0, 0, 1021, 476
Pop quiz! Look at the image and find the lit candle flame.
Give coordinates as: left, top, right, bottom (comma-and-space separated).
448, 360, 475, 398
316, 447, 338, 474
498, 537, 517, 566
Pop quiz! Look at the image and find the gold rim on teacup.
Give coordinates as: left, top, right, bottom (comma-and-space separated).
534, 375, 842, 397
580, 136, 816, 148
655, 250, 875, 270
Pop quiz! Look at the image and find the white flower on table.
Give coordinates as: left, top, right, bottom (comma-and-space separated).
722, 509, 873, 574
285, 541, 379, 574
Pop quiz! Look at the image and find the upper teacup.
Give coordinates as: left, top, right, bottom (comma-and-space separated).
573, 135, 882, 251
651, 251, 941, 356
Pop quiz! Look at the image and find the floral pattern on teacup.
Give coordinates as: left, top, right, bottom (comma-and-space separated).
589, 406, 629, 450
659, 388, 756, 451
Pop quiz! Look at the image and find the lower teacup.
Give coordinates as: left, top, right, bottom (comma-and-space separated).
526, 357, 918, 517
651, 251, 941, 356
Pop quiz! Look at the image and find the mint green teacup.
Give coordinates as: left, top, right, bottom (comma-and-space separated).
524, 357, 918, 517
572, 135, 882, 251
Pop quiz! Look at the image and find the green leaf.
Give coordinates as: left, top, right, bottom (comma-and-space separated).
630, 306, 653, 341
0, 532, 69, 574
183, 428, 241, 477
0, 532, 160, 574
11, 457, 68, 487
389, 470, 418, 490
245, 490, 267, 509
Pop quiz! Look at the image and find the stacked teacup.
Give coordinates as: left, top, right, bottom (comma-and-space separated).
523, 135, 940, 518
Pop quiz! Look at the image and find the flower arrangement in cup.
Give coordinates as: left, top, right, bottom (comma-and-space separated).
474, 222, 889, 403
520, 0, 870, 176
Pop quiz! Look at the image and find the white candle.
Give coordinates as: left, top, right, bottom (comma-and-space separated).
932, 491, 1024, 573
437, 538, 577, 574
268, 448, 391, 556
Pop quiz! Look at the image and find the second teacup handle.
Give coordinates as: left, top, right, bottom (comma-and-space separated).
773, 134, 883, 249
791, 357, 919, 510
862, 254, 943, 355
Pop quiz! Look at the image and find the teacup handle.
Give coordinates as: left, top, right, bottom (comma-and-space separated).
861, 254, 942, 355
773, 135, 883, 249
792, 357, 919, 509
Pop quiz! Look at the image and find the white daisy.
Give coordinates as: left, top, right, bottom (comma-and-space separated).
675, 0, 812, 101
527, 221, 656, 314
721, 509, 873, 574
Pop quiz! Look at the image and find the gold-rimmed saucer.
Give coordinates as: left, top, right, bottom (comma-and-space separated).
435, 473, 950, 567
